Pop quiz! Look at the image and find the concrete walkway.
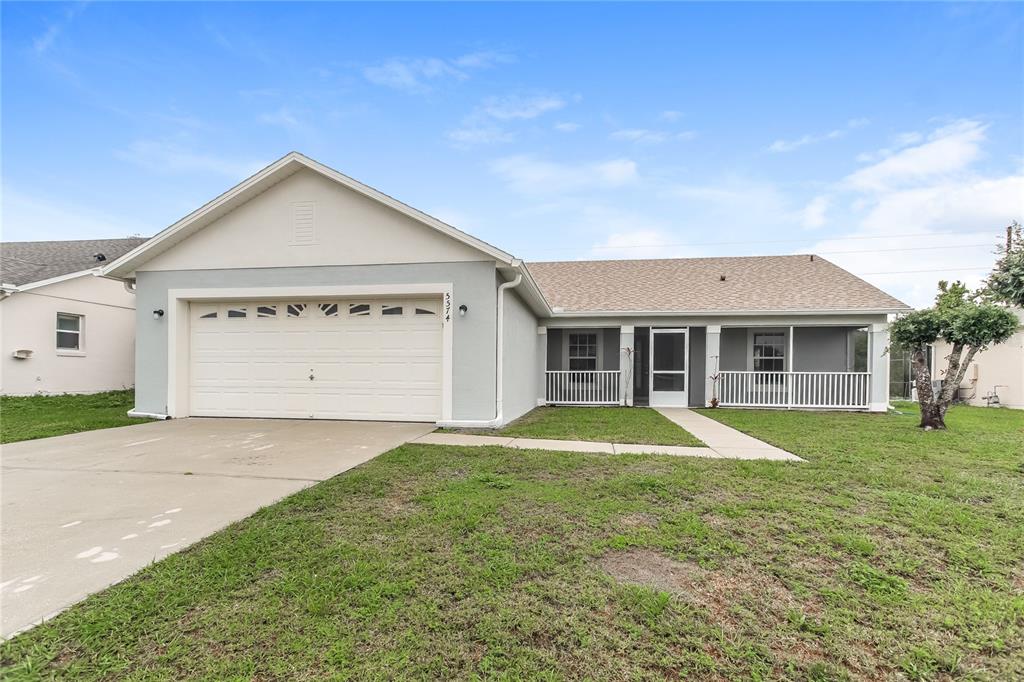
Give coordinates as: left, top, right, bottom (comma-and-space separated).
655, 408, 802, 461
414, 409, 802, 462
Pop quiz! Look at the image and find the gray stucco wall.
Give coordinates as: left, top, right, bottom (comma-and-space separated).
792, 327, 851, 371
134, 261, 498, 420
688, 327, 706, 407
720, 327, 747, 371
501, 287, 540, 423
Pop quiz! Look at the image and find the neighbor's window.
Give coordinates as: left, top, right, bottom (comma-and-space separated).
752, 332, 785, 372
568, 332, 598, 371
56, 313, 83, 351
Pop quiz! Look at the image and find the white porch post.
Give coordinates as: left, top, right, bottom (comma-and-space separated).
868, 322, 889, 412
536, 326, 548, 406
620, 325, 634, 406
788, 325, 795, 409
705, 325, 721, 407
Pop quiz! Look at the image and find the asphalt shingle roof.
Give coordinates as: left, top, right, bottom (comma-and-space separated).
1, 238, 149, 287
526, 255, 910, 314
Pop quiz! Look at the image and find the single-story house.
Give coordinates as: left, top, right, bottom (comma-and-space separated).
933, 308, 1023, 409
1, 238, 147, 395
100, 152, 911, 426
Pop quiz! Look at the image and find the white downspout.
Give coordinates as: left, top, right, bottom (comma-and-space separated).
437, 272, 523, 428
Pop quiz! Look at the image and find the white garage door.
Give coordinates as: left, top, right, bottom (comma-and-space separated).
189, 299, 442, 421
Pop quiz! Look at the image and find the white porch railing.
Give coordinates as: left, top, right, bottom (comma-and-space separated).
545, 370, 621, 405
718, 371, 870, 409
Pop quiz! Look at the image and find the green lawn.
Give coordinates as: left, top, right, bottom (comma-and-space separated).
0, 390, 146, 444
444, 406, 705, 446
3, 404, 1023, 680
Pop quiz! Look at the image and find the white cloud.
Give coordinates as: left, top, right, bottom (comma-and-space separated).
2, 187, 142, 241
801, 195, 830, 229
481, 94, 566, 120
490, 155, 639, 194
451, 50, 516, 69
446, 125, 513, 147
447, 92, 569, 147
845, 119, 987, 191
808, 119, 1021, 307
363, 50, 513, 93
363, 57, 465, 93
554, 122, 581, 133
767, 118, 870, 153
32, 3, 87, 55
258, 107, 303, 131
115, 140, 266, 179
610, 128, 696, 144
659, 110, 683, 122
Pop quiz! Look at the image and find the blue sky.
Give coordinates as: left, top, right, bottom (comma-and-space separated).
3, 2, 1022, 306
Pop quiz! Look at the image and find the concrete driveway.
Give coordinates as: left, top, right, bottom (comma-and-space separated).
1, 418, 432, 637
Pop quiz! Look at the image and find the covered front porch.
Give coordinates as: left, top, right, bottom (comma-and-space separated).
538, 322, 890, 412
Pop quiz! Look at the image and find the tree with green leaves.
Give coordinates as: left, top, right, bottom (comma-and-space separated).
985, 221, 1024, 308
889, 280, 1017, 430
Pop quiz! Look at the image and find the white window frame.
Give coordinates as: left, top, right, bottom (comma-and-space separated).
56, 312, 85, 355
566, 331, 600, 371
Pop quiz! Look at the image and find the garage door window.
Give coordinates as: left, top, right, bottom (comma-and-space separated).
382, 304, 403, 316
287, 304, 307, 318
348, 303, 370, 316
227, 306, 247, 319
256, 305, 277, 318
415, 306, 436, 316
318, 303, 339, 317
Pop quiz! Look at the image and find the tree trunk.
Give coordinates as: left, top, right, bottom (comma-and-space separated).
912, 345, 944, 429
915, 343, 979, 430
920, 401, 946, 430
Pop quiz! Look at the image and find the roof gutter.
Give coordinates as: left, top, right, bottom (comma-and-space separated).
437, 271, 523, 428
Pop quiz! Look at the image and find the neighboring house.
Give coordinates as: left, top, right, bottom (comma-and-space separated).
100, 152, 910, 426
1, 238, 147, 395
933, 308, 1024, 409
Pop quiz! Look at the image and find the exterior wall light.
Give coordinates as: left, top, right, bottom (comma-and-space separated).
153, 309, 165, 320
458, 304, 468, 316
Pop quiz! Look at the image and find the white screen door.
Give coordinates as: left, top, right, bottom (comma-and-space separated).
650, 328, 688, 407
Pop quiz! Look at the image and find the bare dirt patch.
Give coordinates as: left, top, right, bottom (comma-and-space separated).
598, 549, 801, 623
618, 512, 660, 529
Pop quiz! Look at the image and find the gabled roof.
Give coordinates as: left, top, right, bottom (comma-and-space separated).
526, 255, 911, 315
102, 152, 515, 278
1, 238, 149, 288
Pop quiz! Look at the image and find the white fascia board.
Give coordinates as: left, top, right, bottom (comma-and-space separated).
501, 260, 553, 317
101, 151, 515, 278
13, 269, 100, 292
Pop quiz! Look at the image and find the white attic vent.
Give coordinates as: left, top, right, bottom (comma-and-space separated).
291, 201, 317, 245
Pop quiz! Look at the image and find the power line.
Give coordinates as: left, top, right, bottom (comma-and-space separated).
803, 243, 992, 257
524, 229, 1003, 255
858, 266, 992, 276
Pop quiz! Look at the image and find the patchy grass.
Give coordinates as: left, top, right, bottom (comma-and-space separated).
3, 403, 1023, 679
445, 406, 705, 446
0, 390, 145, 444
